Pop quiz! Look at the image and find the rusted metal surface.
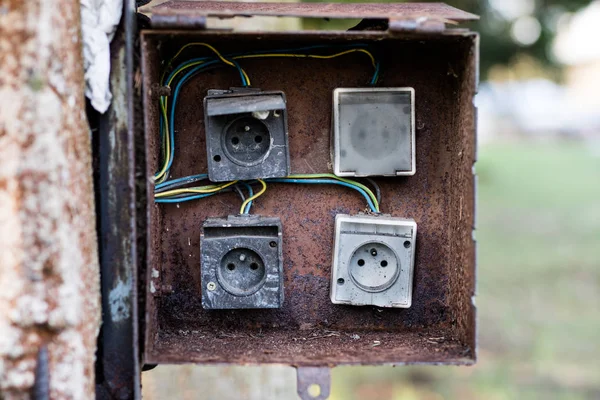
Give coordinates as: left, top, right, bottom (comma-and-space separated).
95, 0, 141, 398
141, 31, 477, 366
147, 1, 479, 22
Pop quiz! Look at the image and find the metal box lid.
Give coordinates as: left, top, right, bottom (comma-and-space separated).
143, 1, 479, 31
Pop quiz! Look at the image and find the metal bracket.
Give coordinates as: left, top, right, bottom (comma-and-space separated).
296, 367, 331, 400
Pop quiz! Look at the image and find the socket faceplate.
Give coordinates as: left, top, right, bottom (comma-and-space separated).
201, 215, 284, 309
204, 89, 290, 182
330, 214, 417, 308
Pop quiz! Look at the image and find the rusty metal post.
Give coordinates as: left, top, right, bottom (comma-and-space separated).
0, 1, 101, 398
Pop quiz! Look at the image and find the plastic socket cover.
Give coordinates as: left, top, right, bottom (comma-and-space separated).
204, 88, 290, 182
332, 87, 415, 177
330, 214, 417, 308
201, 215, 284, 309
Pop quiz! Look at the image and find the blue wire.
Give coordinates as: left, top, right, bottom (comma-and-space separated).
167, 60, 220, 173
158, 43, 379, 177
155, 174, 209, 190
241, 182, 254, 214
371, 60, 380, 85
266, 178, 378, 212
155, 193, 215, 204
166, 43, 379, 89
154, 177, 377, 212
231, 59, 249, 86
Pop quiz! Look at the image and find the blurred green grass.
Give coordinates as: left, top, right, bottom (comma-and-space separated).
330, 141, 600, 400
143, 141, 600, 399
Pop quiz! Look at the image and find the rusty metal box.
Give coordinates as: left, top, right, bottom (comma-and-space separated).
139, 1, 478, 372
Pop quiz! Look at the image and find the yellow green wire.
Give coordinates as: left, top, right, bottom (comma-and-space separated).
240, 179, 267, 214
155, 43, 252, 181
287, 174, 379, 211
161, 42, 251, 86
154, 104, 171, 181
155, 46, 378, 181
155, 180, 238, 198
233, 48, 377, 70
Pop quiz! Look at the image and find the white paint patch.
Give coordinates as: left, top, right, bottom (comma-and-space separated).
108, 277, 131, 322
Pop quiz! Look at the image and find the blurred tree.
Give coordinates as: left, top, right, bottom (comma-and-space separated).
302, 0, 595, 79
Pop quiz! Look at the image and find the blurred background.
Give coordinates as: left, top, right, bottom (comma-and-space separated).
142, 0, 600, 398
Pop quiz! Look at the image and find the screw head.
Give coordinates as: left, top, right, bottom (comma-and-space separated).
207, 282, 217, 291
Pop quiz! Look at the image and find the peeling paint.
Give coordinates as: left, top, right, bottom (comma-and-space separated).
108, 277, 132, 322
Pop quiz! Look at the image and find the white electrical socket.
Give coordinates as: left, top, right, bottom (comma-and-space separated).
330, 214, 417, 308
332, 88, 416, 177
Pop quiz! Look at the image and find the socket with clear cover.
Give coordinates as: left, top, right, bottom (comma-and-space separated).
330, 214, 417, 308
332, 87, 415, 177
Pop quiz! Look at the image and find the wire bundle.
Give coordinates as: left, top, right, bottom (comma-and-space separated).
153, 43, 383, 214
154, 43, 381, 183
155, 173, 380, 213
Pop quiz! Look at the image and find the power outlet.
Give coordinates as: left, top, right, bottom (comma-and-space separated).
330, 214, 417, 308
200, 215, 284, 309
204, 88, 290, 182
332, 88, 416, 177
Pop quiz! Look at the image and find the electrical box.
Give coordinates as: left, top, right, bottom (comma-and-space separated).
136, 0, 478, 382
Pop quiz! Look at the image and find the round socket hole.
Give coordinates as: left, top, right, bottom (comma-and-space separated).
213, 155, 221, 162
404, 241, 411, 248
222, 116, 271, 166
218, 248, 266, 296
269, 241, 277, 248
349, 242, 400, 293
337, 278, 345, 285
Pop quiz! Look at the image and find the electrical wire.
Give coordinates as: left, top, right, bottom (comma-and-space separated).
241, 182, 254, 214
154, 193, 216, 204
364, 178, 382, 206
155, 173, 209, 192
153, 174, 379, 213
267, 178, 379, 213
161, 42, 250, 86
154, 43, 381, 181
240, 179, 266, 214
287, 173, 379, 211
155, 180, 239, 198
233, 48, 379, 84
